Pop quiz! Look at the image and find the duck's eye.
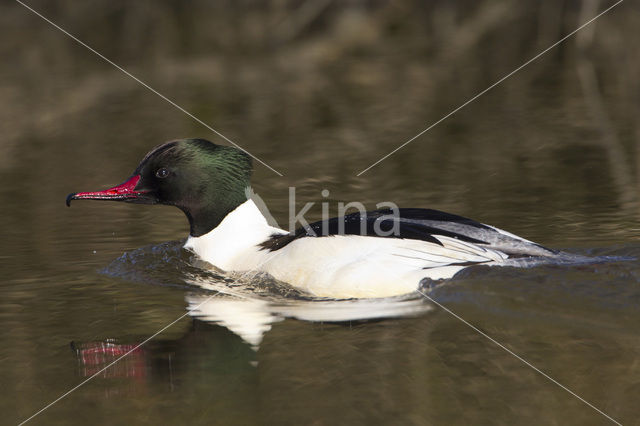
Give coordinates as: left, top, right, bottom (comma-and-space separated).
155, 168, 170, 179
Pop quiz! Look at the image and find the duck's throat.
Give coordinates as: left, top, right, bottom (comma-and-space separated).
182, 198, 245, 237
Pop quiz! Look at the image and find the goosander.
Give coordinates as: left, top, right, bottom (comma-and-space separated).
67, 138, 557, 298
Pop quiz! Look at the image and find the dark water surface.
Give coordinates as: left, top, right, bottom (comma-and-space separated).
2, 1, 640, 425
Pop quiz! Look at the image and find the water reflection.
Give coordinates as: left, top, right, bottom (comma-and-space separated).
186, 292, 431, 347
72, 340, 147, 380
71, 319, 259, 392
70, 292, 431, 383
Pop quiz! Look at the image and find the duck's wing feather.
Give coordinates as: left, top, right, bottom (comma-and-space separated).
260, 208, 556, 258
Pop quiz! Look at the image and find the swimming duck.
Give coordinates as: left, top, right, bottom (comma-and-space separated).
67, 138, 557, 298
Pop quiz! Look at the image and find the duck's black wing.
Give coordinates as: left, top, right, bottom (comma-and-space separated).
261, 208, 556, 258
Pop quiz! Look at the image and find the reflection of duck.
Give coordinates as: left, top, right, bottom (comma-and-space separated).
72, 319, 257, 386
185, 291, 432, 347
68, 138, 557, 299
69, 300, 440, 424
72, 290, 431, 374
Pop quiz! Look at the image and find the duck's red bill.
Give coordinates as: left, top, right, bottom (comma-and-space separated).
66, 175, 148, 206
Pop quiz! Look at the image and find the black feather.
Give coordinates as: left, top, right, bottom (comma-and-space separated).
260, 208, 490, 251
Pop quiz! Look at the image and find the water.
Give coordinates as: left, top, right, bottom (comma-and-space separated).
3, 1, 640, 425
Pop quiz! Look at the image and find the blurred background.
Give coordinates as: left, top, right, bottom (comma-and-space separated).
2, 0, 639, 425
3, 0, 640, 236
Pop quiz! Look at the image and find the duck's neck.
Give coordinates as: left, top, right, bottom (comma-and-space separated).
181, 193, 248, 238
183, 199, 284, 269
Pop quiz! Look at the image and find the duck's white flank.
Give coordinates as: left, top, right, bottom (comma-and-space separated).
184, 200, 514, 299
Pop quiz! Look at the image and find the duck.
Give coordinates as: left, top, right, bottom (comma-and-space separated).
67, 138, 557, 299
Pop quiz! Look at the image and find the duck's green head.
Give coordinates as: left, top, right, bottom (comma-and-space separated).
67, 138, 253, 237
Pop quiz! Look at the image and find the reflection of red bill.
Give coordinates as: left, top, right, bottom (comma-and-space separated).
72, 341, 147, 380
